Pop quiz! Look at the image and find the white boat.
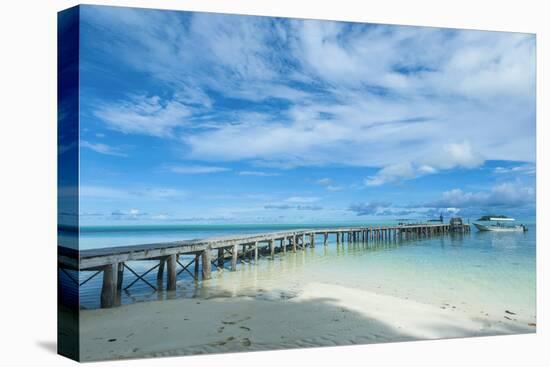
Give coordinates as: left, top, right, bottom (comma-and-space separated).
473, 217, 527, 232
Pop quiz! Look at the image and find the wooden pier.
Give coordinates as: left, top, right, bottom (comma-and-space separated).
58, 223, 470, 308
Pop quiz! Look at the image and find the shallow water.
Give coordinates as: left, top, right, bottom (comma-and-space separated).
61, 222, 535, 323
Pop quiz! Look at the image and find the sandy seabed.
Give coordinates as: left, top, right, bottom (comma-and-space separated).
79, 282, 535, 361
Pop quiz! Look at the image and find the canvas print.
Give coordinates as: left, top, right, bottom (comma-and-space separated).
58, 4, 536, 361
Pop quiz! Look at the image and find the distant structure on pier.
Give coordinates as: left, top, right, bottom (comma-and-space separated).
449, 217, 465, 232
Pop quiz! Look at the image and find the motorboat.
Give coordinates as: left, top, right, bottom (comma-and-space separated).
473, 217, 527, 232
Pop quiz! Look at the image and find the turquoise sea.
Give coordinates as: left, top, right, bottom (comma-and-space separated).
59, 221, 536, 323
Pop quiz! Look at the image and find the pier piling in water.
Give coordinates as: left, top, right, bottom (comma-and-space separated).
231, 245, 238, 271
167, 254, 177, 290
202, 249, 212, 280
100, 264, 118, 308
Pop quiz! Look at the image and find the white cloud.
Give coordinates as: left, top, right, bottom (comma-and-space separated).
285, 196, 319, 204
95, 95, 192, 138
80, 185, 130, 199
326, 185, 343, 192
237, 171, 280, 177
494, 164, 535, 175
79, 185, 187, 200
80, 140, 127, 157
428, 182, 534, 209
365, 162, 416, 186
168, 165, 231, 174
365, 141, 484, 185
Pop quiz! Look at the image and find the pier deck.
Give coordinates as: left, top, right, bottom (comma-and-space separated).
58, 223, 469, 308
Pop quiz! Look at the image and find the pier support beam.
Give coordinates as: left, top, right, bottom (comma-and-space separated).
254, 241, 259, 261
167, 254, 177, 291
231, 244, 238, 271
324, 232, 328, 246
202, 249, 212, 279
100, 263, 118, 308
292, 235, 297, 253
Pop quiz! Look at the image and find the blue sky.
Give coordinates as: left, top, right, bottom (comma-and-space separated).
69, 5, 536, 225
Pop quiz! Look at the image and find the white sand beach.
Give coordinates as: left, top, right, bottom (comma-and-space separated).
79, 281, 535, 361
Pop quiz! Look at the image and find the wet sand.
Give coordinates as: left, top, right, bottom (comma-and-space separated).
79, 282, 535, 361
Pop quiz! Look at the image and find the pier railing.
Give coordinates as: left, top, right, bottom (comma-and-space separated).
58, 223, 469, 308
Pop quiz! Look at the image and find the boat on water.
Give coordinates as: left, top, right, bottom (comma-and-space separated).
473, 216, 527, 232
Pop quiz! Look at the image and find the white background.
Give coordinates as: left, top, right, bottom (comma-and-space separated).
0, 0, 547, 366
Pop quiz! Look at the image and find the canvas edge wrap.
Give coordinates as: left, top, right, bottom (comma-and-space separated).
57, 5, 80, 361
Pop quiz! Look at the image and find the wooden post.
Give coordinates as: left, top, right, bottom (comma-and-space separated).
117, 262, 124, 290
231, 244, 238, 271
202, 249, 212, 279
324, 232, 328, 246
157, 258, 165, 281
270, 239, 275, 259
167, 254, 177, 290
100, 263, 118, 308
217, 248, 224, 269
310, 233, 315, 247
336, 232, 340, 244
282, 238, 286, 254
292, 235, 297, 253
194, 254, 200, 278
115, 262, 124, 306
254, 241, 259, 261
